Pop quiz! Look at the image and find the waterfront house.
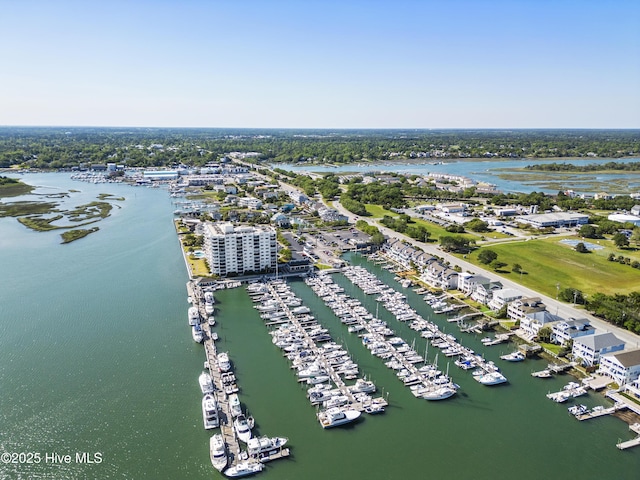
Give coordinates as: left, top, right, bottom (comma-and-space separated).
487, 288, 523, 312
420, 264, 458, 290
572, 333, 625, 367
626, 378, 640, 401
551, 318, 595, 346
457, 273, 501, 305
598, 349, 640, 386
507, 297, 555, 339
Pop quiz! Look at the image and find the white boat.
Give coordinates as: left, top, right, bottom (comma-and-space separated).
317, 407, 361, 429
234, 414, 253, 443
208, 316, 216, 326
568, 404, 588, 416
531, 369, 553, 378
349, 378, 376, 394
204, 291, 216, 305
209, 433, 227, 472
217, 352, 231, 372
500, 351, 525, 362
247, 436, 288, 457
229, 393, 242, 418
192, 325, 204, 343
224, 460, 264, 477
306, 375, 330, 385
476, 371, 508, 386
188, 306, 200, 326
202, 393, 219, 429
199, 371, 214, 394
422, 385, 457, 400
364, 403, 385, 414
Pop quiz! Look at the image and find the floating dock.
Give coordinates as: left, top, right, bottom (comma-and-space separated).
617, 423, 640, 450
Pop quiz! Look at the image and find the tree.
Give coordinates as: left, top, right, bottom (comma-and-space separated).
512, 263, 522, 273
490, 260, 508, 271
574, 242, 589, 253
465, 218, 490, 232
578, 224, 598, 238
446, 224, 465, 233
439, 235, 470, 253
537, 326, 552, 343
371, 232, 385, 246
631, 227, 640, 246
478, 249, 498, 265
558, 287, 584, 304
613, 232, 630, 248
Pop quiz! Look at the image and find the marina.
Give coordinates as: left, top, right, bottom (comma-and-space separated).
2, 172, 640, 480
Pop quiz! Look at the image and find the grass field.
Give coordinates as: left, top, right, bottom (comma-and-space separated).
365, 204, 398, 218
462, 237, 640, 297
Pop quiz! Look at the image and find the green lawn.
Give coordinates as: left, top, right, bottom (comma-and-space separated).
461, 237, 640, 296
365, 204, 398, 218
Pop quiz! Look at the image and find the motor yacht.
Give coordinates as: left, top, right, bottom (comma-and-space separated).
209, 433, 227, 472
224, 460, 264, 477
317, 407, 361, 429
199, 371, 214, 394
217, 352, 231, 372
202, 393, 219, 429
234, 414, 253, 443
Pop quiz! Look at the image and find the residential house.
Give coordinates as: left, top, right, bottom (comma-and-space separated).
507, 297, 555, 339
237, 197, 263, 210
598, 349, 640, 386
572, 333, 625, 367
551, 318, 595, 346
487, 288, 523, 312
420, 263, 458, 290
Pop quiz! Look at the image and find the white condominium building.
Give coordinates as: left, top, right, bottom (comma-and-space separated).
204, 223, 277, 276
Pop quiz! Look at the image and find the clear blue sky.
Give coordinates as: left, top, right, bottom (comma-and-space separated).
1, 0, 638, 128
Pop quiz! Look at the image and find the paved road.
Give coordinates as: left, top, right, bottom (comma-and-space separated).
234, 159, 640, 349
332, 199, 640, 349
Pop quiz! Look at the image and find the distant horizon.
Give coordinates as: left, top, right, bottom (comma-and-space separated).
1, 125, 639, 132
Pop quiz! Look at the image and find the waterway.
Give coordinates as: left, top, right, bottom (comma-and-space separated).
1, 173, 639, 479
276, 157, 640, 194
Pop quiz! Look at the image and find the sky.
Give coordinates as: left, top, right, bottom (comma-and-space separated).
1, 0, 639, 129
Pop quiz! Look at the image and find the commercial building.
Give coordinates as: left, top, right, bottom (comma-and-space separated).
516, 212, 589, 229
203, 223, 276, 277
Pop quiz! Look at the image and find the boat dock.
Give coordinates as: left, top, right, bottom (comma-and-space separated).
202, 327, 242, 464
575, 403, 626, 421
617, 423, 640, 450
188, 279, 291, 476
255, 280, 388, 417
448, 312, 483, 323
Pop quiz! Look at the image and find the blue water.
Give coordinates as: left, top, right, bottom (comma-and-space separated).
275, 157, 640, 194
1, 172, 639, 479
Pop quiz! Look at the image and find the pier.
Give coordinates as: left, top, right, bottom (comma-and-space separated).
617, 423, 640, 450
201, 310, 243, 469
189, 279, 291, 477
575, 403, 626, 421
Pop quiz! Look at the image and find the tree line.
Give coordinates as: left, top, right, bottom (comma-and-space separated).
1, 127, 638, 169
